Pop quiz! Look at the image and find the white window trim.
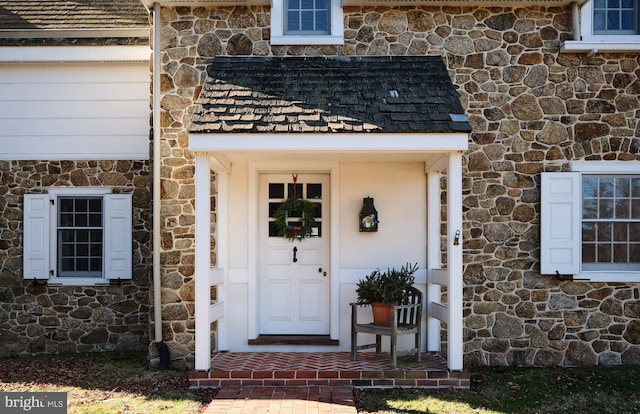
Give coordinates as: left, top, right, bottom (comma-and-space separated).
561, 0, 640, 53
541, 162, 640, 282
23, 188, 133, 286
270, 0, 344, 45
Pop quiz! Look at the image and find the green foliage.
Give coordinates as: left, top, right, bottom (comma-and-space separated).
355, 262, 418, 305
272, 196, 318, 241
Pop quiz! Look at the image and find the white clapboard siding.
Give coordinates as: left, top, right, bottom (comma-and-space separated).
0, 62, 149, 160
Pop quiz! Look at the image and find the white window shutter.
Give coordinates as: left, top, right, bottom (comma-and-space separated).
23, 194, 50, 279
540, 172, 581, 275
103, 193, 132, 280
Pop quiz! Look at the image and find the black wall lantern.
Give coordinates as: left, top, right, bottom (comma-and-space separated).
359, 197, 379, 232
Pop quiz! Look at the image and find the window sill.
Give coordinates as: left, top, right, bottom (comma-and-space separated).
574, 272, 640, 283
270, 35, 344, 46
48, 277, 110, 286
560, 40, 640, 54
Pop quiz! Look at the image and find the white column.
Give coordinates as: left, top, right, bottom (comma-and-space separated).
194, 153, 211, 371
447, 152, 464, 371
426, 170, 441, 352
216, 170, 230, 351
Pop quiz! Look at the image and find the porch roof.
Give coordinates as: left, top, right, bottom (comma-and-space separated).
189, 56, 471, 135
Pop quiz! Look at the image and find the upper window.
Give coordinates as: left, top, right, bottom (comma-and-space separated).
593, 0, 638, 34
561, 0, 640, 53
271, 0, 343, 45
540, 164, 640, 282
23, 188, 132, 285
286, 0, 330, 35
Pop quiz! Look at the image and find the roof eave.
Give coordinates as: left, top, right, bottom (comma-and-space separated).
0, 28, 149, 39
141, 0, 579, 7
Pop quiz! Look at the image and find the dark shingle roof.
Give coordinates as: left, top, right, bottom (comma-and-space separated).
0, 0, 148, 30
190, 56, 471, 134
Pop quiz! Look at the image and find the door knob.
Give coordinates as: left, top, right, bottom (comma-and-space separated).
293, 247, 298, 263
318, 268, 327, 277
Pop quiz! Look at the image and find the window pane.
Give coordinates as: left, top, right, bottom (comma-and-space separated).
630, 244, 640, 262
75, 199, 88, 212
583, 199, 598, 219
631, 223, 640, 241
583, 243, 596, 263
288, 0, 299, 7
91, 258, 102, 272
76, 258, 89, 272
622, 0, 634, 7
269, 183, 285, 199
583, 222, 596, 241
621, 11, 634, 30
608, 0, 620, 8
599, 199, 613, 218
269, 202, 281, 217
599, 177, 614, 197
288, 11, 300, 30
301, 0, 314, 8
77, 244, 88, 256
312, 202, 321, 218
301, 11, 314, 30
632, 178, 640, 197
307, 183, 322, 199
287, 183, 303, 198
60, 198, 74, 212
316, 0, 328, 8
613, 222, 628, 242
598, 244, 612, 262
615, 199, 630, 218
595, 0, 606, 7
613, 243, 628, 262
316, 11, 329, 31
598, 222, 612, 241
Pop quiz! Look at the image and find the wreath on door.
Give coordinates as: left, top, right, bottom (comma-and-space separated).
272, 174, 318, 241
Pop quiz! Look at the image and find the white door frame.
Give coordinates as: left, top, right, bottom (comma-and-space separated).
247, 162, 340, 341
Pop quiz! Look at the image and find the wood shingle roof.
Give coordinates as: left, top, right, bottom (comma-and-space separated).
190, 56, 471, 134
0, 0, 148, 30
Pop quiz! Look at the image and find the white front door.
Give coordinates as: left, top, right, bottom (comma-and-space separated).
259, 173, 330, 334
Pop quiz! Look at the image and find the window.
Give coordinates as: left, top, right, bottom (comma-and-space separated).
593, 0, 638, 34
581, 175, 640, 271
270, 0, 343, 45
560, 0, 640, 53
23, 188, 132, 285
541, 164, 640, 282
286, 0, 330, 35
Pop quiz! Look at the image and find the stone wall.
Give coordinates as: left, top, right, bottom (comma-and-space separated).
0, 160, 151, 356
157, 4, 640, 368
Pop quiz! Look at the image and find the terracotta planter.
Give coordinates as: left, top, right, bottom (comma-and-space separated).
371, 302, 392, 326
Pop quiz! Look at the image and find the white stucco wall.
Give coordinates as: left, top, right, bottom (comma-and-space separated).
224, 160, 429, 351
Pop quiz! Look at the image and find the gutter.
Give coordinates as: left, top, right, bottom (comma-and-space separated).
151, 3, 165, 364
0, 28, 149, 39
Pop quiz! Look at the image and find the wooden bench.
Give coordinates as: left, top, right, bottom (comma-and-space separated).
350, 286, 423, 368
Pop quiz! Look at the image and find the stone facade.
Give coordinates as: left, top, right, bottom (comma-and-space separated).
0, 160, 151, 356
155, 4, 640, 368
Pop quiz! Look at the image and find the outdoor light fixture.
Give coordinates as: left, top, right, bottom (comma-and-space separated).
359, 197, 379, 232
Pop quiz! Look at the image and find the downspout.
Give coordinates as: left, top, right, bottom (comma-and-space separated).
151, 3, 168, 368
572, 2, 581, 41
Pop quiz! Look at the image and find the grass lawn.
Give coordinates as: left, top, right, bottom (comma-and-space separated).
0, 352, 214, 414
356, 365, 640, 414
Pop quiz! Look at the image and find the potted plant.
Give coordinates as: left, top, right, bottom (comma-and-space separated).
355, 262, 418, 326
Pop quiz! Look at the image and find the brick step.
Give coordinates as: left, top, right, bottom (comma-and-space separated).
188, 351, 470, 389
189, 367, 470, 388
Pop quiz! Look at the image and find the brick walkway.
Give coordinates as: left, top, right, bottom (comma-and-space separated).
202, 386, 357, 414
